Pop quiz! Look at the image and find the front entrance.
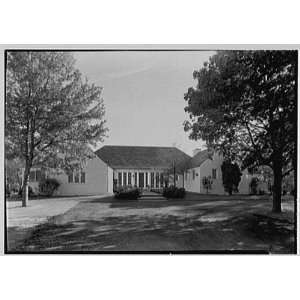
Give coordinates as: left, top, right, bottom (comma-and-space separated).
138, 172, 144, 188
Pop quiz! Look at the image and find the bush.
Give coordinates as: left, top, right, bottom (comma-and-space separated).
114, 187, 140, 200
39, 178, 60, 196
249, 177, 259, 195
163, 186, 185, 199
18, 186, 34, 197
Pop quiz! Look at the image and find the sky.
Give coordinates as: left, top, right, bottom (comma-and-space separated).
74, 51, 214, 156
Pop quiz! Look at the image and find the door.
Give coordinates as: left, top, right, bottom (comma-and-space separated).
138, 172, 144, 188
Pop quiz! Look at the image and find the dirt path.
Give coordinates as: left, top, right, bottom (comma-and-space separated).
6, 196, 295, 253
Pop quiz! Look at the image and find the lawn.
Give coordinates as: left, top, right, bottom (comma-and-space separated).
6, 194, 295, 253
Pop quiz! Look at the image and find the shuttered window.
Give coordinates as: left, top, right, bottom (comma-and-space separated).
212, 168, 217, 179
68, 172, 73, 183
81, 172, 86, 183
74, 172, 80, 183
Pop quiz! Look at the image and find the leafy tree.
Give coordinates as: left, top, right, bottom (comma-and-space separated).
184, 50, 297, 212
5, 158, 23, 193
6, 51, 108, 206
221, 161, 242, 195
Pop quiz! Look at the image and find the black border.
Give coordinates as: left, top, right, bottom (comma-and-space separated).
3, 48, 298, 255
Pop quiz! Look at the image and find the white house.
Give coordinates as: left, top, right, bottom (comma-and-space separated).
26, 145, 191, 196
26, 145, 257, 196
182, 149, 252, 195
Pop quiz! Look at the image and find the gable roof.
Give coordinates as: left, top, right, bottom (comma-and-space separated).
187, 149, 211, 169
95, 145, 191, 169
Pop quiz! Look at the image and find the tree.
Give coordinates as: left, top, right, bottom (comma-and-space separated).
6, 51, 108, 207
221, 161, 242, 195
184, 50, 297, 212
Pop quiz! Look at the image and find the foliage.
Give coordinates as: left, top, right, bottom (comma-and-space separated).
162, 186, 186, 199
38, 178, 60, 196
5, 158, 23, 192
221, 161, 242, 195
183, 50, 297, 212
18, 186, 34, 197
202, 176, 213, 193
6, 51, 108, 205
114, 187, 140, 200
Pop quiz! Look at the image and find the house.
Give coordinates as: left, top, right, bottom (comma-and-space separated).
26, 145, 191, 196
25, 145, 256, 196
182, 149, 252, 195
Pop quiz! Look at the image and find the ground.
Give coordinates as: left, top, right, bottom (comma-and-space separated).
6, 194, 295, 253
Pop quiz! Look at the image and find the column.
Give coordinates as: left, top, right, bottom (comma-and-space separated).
136, 172, 139, 188
148, 172, 151, 189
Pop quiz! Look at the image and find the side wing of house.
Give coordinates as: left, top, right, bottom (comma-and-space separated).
184, 166, 201, 193
26, 156, 112, 196
198, 153, 224, 195
53, 157, 112, 196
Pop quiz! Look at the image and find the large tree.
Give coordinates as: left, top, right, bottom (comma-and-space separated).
6, 51, 108, 206
184, 50, 297, 212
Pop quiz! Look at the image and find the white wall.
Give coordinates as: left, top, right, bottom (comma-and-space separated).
51, 157, 109, 196
199, 153, 225, 194
107, 166, 114, 193
184, 166, 201, 193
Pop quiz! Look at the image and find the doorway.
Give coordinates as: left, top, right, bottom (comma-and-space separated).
138, 172, 144, 188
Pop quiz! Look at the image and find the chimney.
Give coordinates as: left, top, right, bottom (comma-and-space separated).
193, 148, 202, 156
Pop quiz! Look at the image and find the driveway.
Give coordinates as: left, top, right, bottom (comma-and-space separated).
6, 194, 110, 250
6, 195, 295, 253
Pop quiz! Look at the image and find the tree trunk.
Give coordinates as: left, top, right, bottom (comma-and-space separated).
22, 162, 30, 207
272, 161, 282, 213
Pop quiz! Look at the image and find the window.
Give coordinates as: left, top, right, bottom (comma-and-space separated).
212, 168, 217, 179
68, 171, 85, 184
68, 172, 73, 183
155, 172, 159, 188
36, 170, 42, 181
118, 172, 122, 186
145, 173, 148, 186
175, 174, 179, 181
134, 172, 137, 186
123, 172, 127, 186
151, 172, 154, 188
29, 170, 36, 182
81, 172, 86, 184
74, 172, 80, 183
128, 172, 132, 185
160, 173, 164, 187
193, 170, 195, 180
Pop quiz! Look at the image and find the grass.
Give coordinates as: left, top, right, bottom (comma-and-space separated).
6, 195, 295, 253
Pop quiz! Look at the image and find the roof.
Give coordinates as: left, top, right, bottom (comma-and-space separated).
95, 145, 191, 169
187, 149, 211, 169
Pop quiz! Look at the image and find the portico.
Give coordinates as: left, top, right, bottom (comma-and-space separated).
114, 169, 168, 189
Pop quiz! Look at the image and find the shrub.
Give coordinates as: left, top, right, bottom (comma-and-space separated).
163, 186, 185, 199
249, 177, 259, 195
114, 188, 140, 200
39, 178, 60, 197
18, 186, 34, 197
221, 161, 242, 195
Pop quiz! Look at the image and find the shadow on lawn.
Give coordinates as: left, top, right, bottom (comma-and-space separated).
8, 210, 295, 253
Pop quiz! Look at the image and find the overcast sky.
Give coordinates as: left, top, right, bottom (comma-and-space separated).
74, 51, 214, 156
